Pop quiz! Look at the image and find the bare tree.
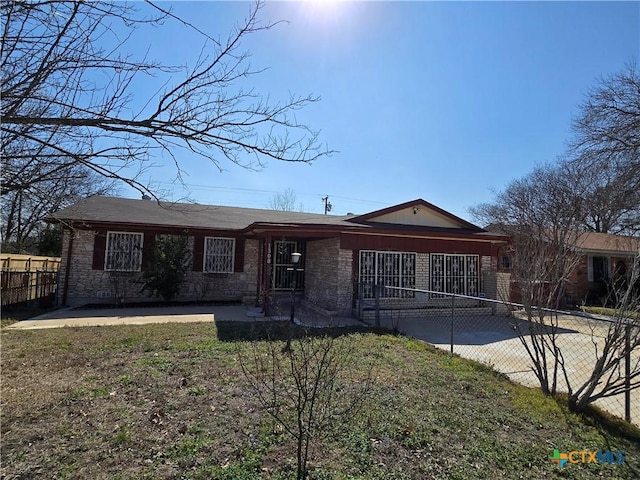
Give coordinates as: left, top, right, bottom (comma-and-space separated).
570, 62, 640, 167
1, 165, 116, 253
473, 164, 640, 416
240, 324, 375, 479
268, 187, 304, 212
1, 1, 332, 200
565, 249, 640, 413
568, 62, 640, 234
473, 163, 585, 395
567, 158, 640, 235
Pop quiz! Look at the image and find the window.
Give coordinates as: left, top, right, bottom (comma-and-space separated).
588, 256, 610, 283
105, 232, 143, 272
359, 250, 416, 299
204, 237, 235, 273
430, 254, 479, 297
501, 255, 511, 270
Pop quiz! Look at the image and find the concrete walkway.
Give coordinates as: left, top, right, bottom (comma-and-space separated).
5, 303, 364, 330
5, 305, 256, 330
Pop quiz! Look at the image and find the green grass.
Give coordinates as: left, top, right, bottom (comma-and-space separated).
1, 317, 18, 328
580, 306, 640, 319
1, 306, 57, 328
1, 321, 639, 479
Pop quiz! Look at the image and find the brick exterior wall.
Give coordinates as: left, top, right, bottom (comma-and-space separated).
304, 238, 353, 316
566, 255, 589, 304
566, 254, 632, 305
415, 253, 429, 290
480, 255, 496, 299
496, 272, 511, 303
58, 226, 505, 316
58, 229, 259, 307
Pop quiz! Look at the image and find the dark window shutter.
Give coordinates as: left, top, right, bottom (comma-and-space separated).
234, 237, 245, 273
193, 235, 204, 272
92, 230, 107, 270
141, 232, 155, 269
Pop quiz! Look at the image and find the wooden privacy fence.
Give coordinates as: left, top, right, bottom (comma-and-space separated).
1, 255, 61, 308
1, 254, 61, 272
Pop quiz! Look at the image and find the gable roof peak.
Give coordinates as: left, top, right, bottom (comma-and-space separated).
349, 198, 484, 231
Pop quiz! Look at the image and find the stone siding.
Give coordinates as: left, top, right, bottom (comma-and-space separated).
480, 255, 496, 299
304, 238, 353, 315
496, 272, 511, 303
58, 229, 258, 307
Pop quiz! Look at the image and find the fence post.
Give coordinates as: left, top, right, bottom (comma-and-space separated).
55, 270, 61, 307
33, 271, 40, 309
450, 294, 455, 354
374, 283, 380, 328
625, 320, 631, 423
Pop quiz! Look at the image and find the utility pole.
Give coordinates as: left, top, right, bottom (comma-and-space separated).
321, 196, 332, 215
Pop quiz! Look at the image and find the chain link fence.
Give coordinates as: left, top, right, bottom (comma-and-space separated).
353, 283, 639, 426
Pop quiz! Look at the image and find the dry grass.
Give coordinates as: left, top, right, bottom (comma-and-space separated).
1, 321, 639, 479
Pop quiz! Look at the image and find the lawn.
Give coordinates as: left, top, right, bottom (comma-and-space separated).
1, 320, 639, 479
579, 305, 640, 319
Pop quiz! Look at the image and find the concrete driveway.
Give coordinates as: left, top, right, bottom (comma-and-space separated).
372, 313, 640, 426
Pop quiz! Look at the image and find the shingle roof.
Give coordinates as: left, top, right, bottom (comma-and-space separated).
487, 224, 640, 255
49, 196, 357, 231
575, 231, 640, 255
49, 196, 511, 244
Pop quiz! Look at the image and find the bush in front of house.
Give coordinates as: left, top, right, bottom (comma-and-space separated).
140, 233, 191, 302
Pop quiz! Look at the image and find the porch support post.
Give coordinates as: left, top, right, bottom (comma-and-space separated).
262, 234, 272, 316
255, 237, 263, 307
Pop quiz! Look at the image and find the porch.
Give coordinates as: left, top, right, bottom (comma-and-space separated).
260, 237, 354, 318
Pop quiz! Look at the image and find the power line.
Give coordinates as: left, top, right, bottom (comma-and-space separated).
157, 182, 277, 195
156, 181, 389, 209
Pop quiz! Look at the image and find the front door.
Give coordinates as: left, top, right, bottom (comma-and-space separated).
272, 240, 305, 291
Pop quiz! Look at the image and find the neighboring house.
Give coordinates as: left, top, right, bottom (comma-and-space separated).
49, 196, 509, 316
497, 229, 640, 307
568, 231, 640, 305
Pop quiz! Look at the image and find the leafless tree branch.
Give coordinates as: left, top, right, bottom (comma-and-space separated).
1, 0, 333, 247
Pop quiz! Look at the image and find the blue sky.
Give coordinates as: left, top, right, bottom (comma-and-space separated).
118, 1, 639, 220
